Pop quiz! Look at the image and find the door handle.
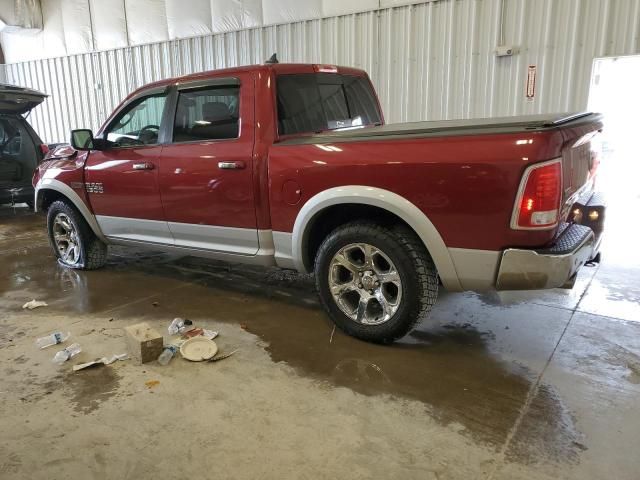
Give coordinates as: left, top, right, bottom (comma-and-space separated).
218, 161, 245, 170
132, 162, 155, 170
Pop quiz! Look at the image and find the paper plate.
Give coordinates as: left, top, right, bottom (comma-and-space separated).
180, 337, 218, 362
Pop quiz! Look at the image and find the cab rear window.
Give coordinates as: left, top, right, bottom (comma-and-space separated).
276, 73, 381, 135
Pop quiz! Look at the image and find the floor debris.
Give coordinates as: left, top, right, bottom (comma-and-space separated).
72, 354, 128, 372
208, 349, 238, 363
168, 317, 192, 335
145, 380, 160, 389
203, 329, 219, 340
180, 337, 218, 361
52, 343, 82, 365
182, 327, 204, 339
157, 345, 178, 366
179, 327, 218, 341
36, 331, 70, 349
22, 299, 48, 310
125, 322, 163, 364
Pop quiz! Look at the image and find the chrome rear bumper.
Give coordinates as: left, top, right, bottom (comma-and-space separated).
496, 224, 597, 290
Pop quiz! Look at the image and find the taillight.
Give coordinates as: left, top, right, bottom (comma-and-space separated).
511, 159, 562, 229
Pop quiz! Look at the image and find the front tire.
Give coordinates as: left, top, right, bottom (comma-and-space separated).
314, 222, 438, 344
46, 200, 107, 270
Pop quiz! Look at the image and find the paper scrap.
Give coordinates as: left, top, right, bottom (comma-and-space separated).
22, 299, 48, 310
203, 329, 219, 340
73, 353, 128, 372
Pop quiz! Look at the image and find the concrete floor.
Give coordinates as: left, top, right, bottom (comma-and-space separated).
0, 188, 638, 479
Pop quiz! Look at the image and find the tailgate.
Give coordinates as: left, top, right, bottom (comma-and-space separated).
0, 84, 47, 115
557, 113, 604, 219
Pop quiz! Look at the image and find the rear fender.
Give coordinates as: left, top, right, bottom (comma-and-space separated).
290, 186, 462, 291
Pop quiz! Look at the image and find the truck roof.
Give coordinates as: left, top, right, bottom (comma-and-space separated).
128, 63, 368, 99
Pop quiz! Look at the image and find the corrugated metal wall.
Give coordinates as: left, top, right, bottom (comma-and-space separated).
1, 0, 639, 143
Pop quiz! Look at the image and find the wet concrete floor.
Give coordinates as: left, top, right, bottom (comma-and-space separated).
0, 202, 639, 479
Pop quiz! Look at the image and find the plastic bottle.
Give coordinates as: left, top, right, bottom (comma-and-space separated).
52, 343, 82, 365
168, 318, 192, 335
36, 332, 70, 349
157, 345, 178, 366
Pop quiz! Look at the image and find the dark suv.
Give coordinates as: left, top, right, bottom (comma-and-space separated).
0, 84, 48, 207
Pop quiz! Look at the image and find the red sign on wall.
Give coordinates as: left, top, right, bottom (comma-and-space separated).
526, 65, 537, 100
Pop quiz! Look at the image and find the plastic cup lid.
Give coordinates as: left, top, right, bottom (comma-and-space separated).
179, 337, 218, 362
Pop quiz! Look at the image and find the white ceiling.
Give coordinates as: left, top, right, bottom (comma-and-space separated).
0, 0, 430, 63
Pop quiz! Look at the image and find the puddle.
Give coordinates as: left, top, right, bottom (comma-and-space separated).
0, 206, 46, 241
506, 383, 586, 465
63, 367, 120, 414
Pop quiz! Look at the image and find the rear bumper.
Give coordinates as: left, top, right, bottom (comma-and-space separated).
496, 224, 598, 290
449, 192, 605, 292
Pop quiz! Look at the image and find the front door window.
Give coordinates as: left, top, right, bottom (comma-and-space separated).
106, 93, 167, 148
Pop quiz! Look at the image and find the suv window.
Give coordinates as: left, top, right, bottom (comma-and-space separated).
173, 86, 240, 142
276, 73, 382, 135
106, 93, 168, 147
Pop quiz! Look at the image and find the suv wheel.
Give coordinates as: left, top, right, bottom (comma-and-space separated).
47, 200, 107, 270
314, 222, 438, 344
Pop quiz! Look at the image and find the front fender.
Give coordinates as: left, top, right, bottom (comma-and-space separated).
35, 178, 107, 243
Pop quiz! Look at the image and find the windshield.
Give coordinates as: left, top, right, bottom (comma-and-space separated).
276, 73, 382, 135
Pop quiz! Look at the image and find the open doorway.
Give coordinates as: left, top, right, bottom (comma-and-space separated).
588, 55, 640, 266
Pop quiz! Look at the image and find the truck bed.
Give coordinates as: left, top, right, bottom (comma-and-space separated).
279, 112, 602, 144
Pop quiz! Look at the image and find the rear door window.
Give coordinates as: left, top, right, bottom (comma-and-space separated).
276, 73, 382, 135
172, 86, 240, 142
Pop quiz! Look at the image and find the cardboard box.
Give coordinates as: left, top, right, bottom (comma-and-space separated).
124, 322, 163, 364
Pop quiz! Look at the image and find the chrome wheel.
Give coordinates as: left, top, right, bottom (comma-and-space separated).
328, 243, 402, 325
52, 213, 81, 266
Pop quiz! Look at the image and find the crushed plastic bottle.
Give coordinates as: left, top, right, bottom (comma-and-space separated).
157, 345, 178, 366
168, 318, 192, 335
36, 332, 70, 349
52, 343, 82, 365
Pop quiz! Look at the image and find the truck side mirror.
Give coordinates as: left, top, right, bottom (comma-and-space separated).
70, 129, 96, 151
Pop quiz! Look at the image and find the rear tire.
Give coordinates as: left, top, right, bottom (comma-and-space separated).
46, 200, 107, 270
314, 221, 438, 344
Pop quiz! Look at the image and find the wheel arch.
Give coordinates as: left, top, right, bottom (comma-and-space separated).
35, 179, 107, 242
292, 186, 462, 291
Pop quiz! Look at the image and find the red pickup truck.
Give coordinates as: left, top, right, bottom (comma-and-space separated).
33, 62, 605, 343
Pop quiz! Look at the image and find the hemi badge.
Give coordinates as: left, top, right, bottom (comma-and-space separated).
86, 182, 104, 194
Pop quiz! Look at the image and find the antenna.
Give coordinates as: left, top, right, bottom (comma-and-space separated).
265, 53, 279, 64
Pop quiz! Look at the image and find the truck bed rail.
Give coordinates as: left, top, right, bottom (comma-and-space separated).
279, 112, 603, 145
